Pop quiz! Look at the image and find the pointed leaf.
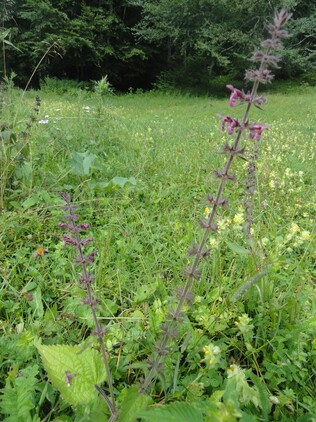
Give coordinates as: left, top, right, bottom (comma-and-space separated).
37, 344, 106, 405
4, 39, 22, 52
0, 29, 11, 40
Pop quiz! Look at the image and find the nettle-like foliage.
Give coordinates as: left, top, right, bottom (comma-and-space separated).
0, 365, 39, 422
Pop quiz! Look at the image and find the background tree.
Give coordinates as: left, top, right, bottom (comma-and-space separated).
0, 0, 315, 90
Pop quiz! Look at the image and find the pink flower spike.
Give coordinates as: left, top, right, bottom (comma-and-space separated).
226, 85, 245, 106
61, 235, 78, 247
80, 237, 94, 247
248, 123, 270, 141
216, 114, 240, 136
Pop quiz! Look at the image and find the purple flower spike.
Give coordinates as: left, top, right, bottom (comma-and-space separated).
226, 85, 245, 106
217, 114, 240, 135
248, 123, 270, 141
250, 51, 281, 68
74, 250, 98, 264
245, 69, 274, 84
80, 237, 94, 247
62, 235, 79, 247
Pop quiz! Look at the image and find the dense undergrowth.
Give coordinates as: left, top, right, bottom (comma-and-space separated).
0, 78, 315, 421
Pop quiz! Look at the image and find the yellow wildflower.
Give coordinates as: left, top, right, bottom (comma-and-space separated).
301, 230, 310, 241
209, 237, 218, 249
289, 223, 300, 234
233, 213, 244, 225
269, 180, 275, 189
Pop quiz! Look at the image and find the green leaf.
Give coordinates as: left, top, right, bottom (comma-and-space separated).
22, 195, 40, 209
139, 401, 204, 422
225, 241, 250, 256
118, 386, 152, 422
37, 344, 106, 405
247, 371, 271, 420
28, 286, 44, 318
0, 29, 11, 40
1, 129, 17, 142
90, 176, 137, 192
4, 39, 23, 52
231, 266, 271, 303
133, 281, 158, 304
0, 365, 39, 420
68, 151, 99, 176
111, 176, 137, 188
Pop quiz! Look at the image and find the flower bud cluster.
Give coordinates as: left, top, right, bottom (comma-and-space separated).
59, 193, 98, 304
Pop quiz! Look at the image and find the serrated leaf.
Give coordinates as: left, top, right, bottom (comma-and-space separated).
247, 371, 271, 420
118, 386, 152, 422
139, 401, 204, 422
37, 344, 106, 405
306, 315, 316, 328
0, 365, 38, 419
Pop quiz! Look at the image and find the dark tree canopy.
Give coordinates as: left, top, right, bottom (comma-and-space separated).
0, 0, 315, 90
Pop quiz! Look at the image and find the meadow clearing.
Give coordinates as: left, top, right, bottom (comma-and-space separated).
0, 83, 315, 421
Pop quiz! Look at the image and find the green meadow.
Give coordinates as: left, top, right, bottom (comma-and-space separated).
0, 85, 315, 421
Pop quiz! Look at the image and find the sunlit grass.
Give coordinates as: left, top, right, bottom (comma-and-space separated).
1, 85, 315, 419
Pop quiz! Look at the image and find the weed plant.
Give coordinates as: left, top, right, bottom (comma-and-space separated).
0, 9, 315, 422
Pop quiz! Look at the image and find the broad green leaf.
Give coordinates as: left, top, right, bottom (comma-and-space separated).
37, 344, 106, 405
90, 176, 137, 192
68, 151, 99, 176
133, 281, 158, 304
139, 401, 204, 422
226, 241, 250, 256
111, 176, 137, 188
1, 129, 17, 142
22, 196, 39, 209
118, 386, 152, 422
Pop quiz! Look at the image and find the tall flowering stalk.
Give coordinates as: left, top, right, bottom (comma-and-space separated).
141, 9, 292, 392
59, 194, 117, 420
